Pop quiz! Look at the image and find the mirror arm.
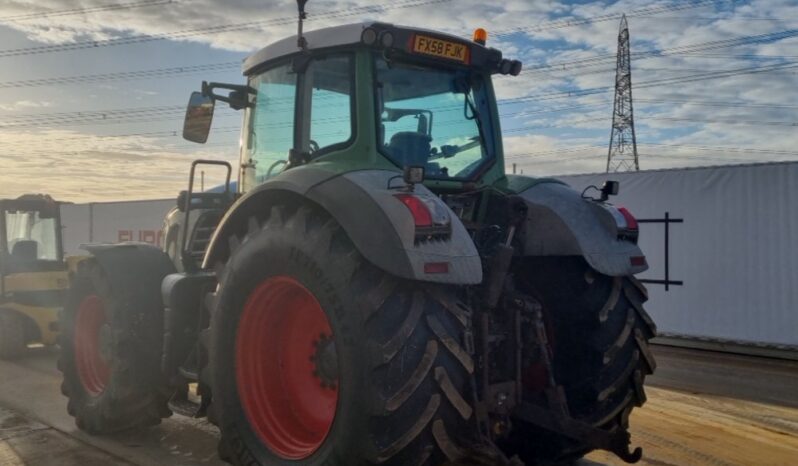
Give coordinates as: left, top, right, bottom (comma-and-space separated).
202, 81, 256, 110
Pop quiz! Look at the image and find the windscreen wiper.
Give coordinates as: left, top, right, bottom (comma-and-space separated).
431, 137, 481, 159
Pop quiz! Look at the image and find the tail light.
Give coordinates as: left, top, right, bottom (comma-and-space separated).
605, 205, 639, 242
394, 193, 451, 241
617, 207, 638, 230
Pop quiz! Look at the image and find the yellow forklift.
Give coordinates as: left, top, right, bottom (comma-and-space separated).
0, 194, 70, 358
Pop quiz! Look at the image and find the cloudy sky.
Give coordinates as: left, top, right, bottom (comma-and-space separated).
0, 0, 795, 202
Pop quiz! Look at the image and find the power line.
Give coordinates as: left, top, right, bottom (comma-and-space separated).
509, 143, 798, 159
11, 92, 791, 131
499, 111, 798, 138
524, 28, 798, 74
634, 15, 798, 22
500, 61, 798, 105
639, 142, 798, 156
1, 47, 795, 136
0, 61, 240, 89
508, 152, 775, 167
538, 62, 798, 79
0, 0, 172, 23
0, 3, 791, 95
666, 53, 798, 60
0, 104, 240, 129
3, 58, 794, 131
641, 115, 798, 127
637, 153, 764, 163
0, 126, 242, 149
508, 113, 798, 133
494, 0, 720, 37
0, 0, 450, 58
635, 98, 798, 110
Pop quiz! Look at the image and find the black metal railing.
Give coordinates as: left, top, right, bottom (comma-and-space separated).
637, 212, 683, 291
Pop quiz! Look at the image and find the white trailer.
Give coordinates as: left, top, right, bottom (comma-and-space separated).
559, 161, 798, 355
61, 199, 173, 256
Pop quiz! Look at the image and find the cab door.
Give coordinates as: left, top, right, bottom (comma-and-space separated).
240, 53, 355, 193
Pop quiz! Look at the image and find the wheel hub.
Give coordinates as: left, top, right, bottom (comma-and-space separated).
98, 324, 113, 362
311, 333, 338, 389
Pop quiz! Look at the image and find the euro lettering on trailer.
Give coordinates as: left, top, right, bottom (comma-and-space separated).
117, 229, 164, 247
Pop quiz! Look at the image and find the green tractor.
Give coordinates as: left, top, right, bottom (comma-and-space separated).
58, 4, 656, 465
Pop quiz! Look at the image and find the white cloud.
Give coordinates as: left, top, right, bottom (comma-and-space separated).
0, 128, 236, 202
0, 99, 52, 110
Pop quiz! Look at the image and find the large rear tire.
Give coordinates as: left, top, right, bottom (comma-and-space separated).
0, 309, 26, 359
503, 257, 656, 465
58, 258, 173, 433
204, 204, 477, 465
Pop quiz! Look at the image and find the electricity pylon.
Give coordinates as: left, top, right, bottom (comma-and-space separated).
606, 14, 639, 172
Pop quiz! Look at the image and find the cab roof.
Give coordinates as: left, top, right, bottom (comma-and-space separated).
242, 22, 506, 76
243, 22, 372, 74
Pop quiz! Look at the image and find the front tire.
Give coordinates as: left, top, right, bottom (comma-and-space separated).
58, 259, 173, 433
0, 310, 26, 359
205, 204, 477, 465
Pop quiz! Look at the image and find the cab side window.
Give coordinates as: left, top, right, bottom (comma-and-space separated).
302, 54, 354, 156
245, 54, 354, 185
248, 63, 297, 182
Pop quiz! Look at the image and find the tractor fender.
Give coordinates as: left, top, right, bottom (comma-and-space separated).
518, 182, 648, 277
203, 168, 482, 285
81, 243, 177, 300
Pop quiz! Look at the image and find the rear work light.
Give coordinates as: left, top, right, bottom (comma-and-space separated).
394, 193, 451, 241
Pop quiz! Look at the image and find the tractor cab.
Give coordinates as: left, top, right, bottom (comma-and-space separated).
183, 22, 522, 195
175, 21, 524, 272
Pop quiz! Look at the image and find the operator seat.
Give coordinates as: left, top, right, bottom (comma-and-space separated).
11, 240, 38, 262
388, 132, 432, 168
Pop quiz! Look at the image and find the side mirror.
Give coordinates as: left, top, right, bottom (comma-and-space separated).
183, 92, 215, 143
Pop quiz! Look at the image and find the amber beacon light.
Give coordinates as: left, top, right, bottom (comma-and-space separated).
473, 28, 488, 45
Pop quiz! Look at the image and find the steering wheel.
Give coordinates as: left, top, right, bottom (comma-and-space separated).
266, 160, 288, 177
309, 139, 320, 154
454, 158, 484, 178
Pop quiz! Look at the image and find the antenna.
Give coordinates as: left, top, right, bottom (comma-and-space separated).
606, 14, 639, 173
297, 0, 309, 51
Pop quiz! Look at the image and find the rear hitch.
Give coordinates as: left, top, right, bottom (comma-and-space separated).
478, 290, 643, 464
512, 401, 643, 463
510, 299, 643, 463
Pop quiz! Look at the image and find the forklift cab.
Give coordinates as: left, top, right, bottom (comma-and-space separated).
0, 195, 64, 276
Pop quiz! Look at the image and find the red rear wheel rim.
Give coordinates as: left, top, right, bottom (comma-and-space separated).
236, 276, 338, 460
74, 294, 111, 397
